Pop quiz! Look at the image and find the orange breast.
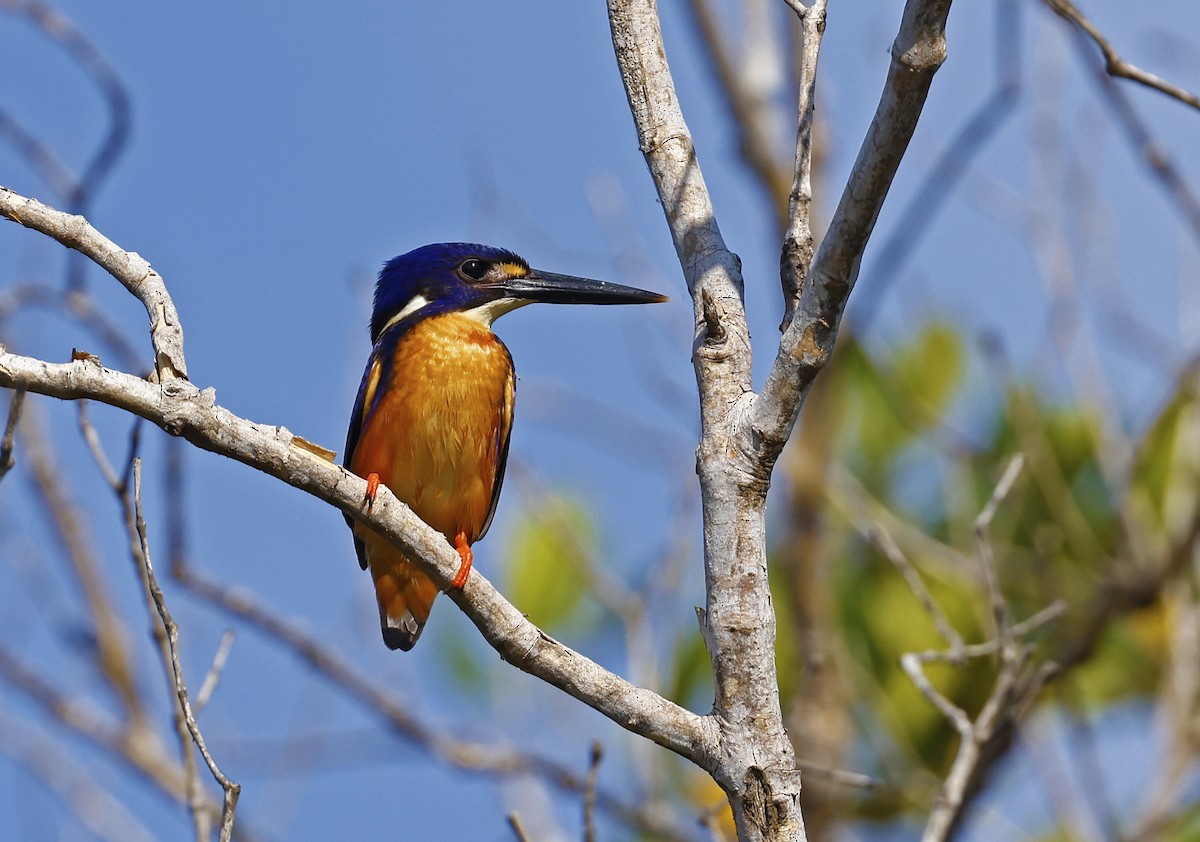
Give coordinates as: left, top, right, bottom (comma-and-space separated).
350, 312, 515, 543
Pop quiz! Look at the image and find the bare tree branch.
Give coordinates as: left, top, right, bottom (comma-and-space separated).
19, 400, 148, 728
607, 1, 803, 837
684, 0, 794, 228
909, 456, 1064, 842
756, 0, 954, 457
583, 740, 603, 842
1079, 42, 1200, 242
780, 0, 826, 328
193, 630, 236, 713
0, 386, 22, 482
0, 713, 155, 842
131, 460, 240, 841
170, 556, 698, 842
1042, 0, 1200, 112
0, 0, 132, 290
853, 0, 1022, 330
0, 188, 186, 379
0, 343, 714, 764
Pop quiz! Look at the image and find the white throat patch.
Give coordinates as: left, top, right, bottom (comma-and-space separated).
460, 297, 531, 326
378, 294, 430, 337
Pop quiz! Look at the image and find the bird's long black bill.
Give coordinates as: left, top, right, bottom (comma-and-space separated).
502, 270, 667, 306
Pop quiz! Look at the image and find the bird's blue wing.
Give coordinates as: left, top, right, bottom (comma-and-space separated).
344, 342, 388, 570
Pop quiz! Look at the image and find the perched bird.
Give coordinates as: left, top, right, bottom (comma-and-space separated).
345, 243, 666, 650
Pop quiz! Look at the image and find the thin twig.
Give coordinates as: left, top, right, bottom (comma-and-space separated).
1042, 0, 1200, 112
780, 0, 827, 327
194, 630, 236, 713
0, 339, 713, 772
77, 402, 209, 839
908, 454, 1060, 842
1, 0, 132, 290
0, 386, 23, 482
170, 556, 696, 841
23, 400, 146, 725
684, 0, 793, 227
869, 523, 965, 655
1070, 30, 1200, 242
0, 713, 155, 842
131, 460, 240, 841
975, 453, 1025, 642
0, 644, 192, 809
793, 759, 881, 790
0, 186, 187, 379
583, 741, 603, 842
507, 812, 532, 842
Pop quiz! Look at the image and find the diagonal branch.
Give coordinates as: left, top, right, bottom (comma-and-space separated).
0, 346, 714, 768
1042, 0, 1200, 112
131, 460, 239, 841
170, 557, 698, 842
0, 187, 186, 379
755, 0, 955, 460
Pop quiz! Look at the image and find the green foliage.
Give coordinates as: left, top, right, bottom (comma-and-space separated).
771, 323, 1198, 828
503, 496, 599, 633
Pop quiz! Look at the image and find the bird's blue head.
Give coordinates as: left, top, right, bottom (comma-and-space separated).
369, 242, 666, 343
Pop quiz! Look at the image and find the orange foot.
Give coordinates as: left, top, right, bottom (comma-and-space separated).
450, 531, 473, 589
364, 472, 381, 507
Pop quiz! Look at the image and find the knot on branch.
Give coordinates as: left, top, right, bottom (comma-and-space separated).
892, 33, 948, 74
742, 765, 802, 835
694, 287, 732, 362
779, 236, 814, 332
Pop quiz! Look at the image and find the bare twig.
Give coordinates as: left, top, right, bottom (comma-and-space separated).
0, 386, 23, 482
1, 0, 132, 290
975, 453, 1025, 641
0, 713, 155, 842
0, 187, 186, 379
20, 400, 146, 725
0, 282, 145, 373
508, 812, 533, 842
0, 644, 195, 809
780, 0, 827, 327
792, 760, 880, 790
1042, 0, 1200, 112
583, 741, 603, 842
170, 558, 697, 842
684, 0, 793, 228
131, 460, 240, 841
0, 276, 712, 778
194, 630, 236, 713
0, 109, 79, 201
756, 0, 955, 460
869, 523, 965, 655
77, 401, 211, 839
908, 454, 1061, 842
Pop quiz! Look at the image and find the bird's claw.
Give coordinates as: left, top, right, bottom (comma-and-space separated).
450, 531, 473, 590
365, 472, 381, 508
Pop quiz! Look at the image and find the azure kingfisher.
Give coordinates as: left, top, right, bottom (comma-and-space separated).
345, 243, 666, 650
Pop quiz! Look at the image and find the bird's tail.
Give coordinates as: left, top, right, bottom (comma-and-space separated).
365, 536, 439, 651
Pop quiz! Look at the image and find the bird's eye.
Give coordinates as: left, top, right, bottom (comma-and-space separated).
459, 259, 489, 281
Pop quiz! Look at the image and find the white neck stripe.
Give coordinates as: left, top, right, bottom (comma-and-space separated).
378, 294, 430, 337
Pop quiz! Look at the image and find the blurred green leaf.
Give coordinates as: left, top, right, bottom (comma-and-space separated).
436, 626, 490, 695
893, 322, 964, 418
504, 496, 596, 633
668, 628, 713, 708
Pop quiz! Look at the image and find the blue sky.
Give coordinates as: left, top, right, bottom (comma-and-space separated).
2, 1, 1199, 839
